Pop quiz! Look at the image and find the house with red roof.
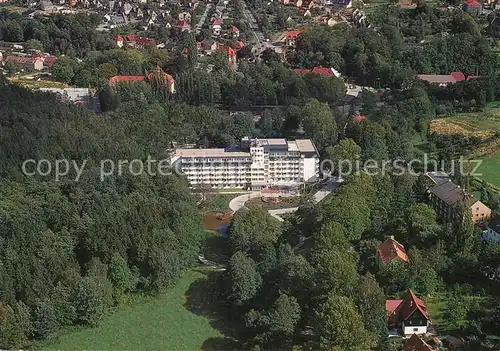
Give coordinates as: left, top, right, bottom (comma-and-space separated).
377, 235, 409, 266
386, 289, 430, 336
352, 115, 366, 123
283, 30, 302, 47
234, 40, 245, 51
108, 67, 175, 93
218, 44, 237, 70
5, 54, 56, 71
122, 34, 154, 49
294, 66, 340, 77
417, 71, 470, 87
463, 0, 481, 15
212, 19, 222, 36
231, 25, 240, 38
175, 20, 191, 32
114, 35, 124, 48
404, 334, 435, 351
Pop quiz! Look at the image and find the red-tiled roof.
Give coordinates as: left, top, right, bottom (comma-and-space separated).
418, 71, 466, 84
294, 66, 337, 77
386, 289, 429, 325
125, 34, 137, 42
464, 0, 481, 6
400, 289, 429, 321
285, 30, 302, 39
377, 237, 409, 265
353, 115, 366, 123
146, 66, 175, 87
450, 71, 466, 81
108, 75, 145, 86
235, 40, 245, 50
312, 66, 335, 76
218, 44, 236, 57
7, 56, 31, 64
114, 35, 123, 41
175, 20, 190, 28
135, 36, 154, 46
212, 19, 221, 26
232, 25, 239, 32
294, 68, 311, 75
404, 334, 434, 351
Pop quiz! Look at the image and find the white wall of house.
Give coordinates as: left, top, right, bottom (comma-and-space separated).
403, 325, 427, 336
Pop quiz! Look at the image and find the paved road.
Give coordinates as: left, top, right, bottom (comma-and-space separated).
239, 0, 264, 51
268, 207, 299, 222
228, 178, 342, 221
195, 3, 212, 34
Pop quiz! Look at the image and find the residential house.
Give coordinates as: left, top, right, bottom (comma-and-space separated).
124, 34, 155, 49
463, 0, 481, 15
175, 20, 191, 31
178, 11, 192, 22
212, 19, 222, 36
417, 71, 467, 87
427, 177, 492, 223
114, 35, 124, 47
199, 39, 218, 54
109, 14, 128, 28
231, 25, 240, 38
283, 30, 302, 47
294, 66, 340, 77
5, 55, 48, 71
234, 40, 245, 51
386, 289, 430, 336
404, 334, 435, 351
109, 67, 175, 93
146, 66, 176, 93
217, 44, 237, 70
377, 236, 409, 266
483, 214, 500, 243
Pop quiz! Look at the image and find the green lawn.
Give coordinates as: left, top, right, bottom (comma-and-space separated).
38, 269, 224, 351
477, 153, 500, 188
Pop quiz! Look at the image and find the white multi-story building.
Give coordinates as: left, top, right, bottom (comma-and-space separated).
169, 138, 320, 189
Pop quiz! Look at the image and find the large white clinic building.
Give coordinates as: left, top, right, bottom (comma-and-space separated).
169, 137, 320, 189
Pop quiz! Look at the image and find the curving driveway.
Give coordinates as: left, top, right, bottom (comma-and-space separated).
228, 178, 342, 221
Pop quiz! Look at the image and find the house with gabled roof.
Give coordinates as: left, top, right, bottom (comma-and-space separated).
386, 289, 430, 336
428, 179, 491, 223
377, 236, 409, 266
463, 0, 481, 15
108, 67, 175, 93
294, 66, 340, 77
212, 18, 222, 36
404, 334, 435, 351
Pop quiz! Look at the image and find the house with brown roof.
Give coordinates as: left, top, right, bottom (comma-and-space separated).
386, 289, 430, 336
428, 179, 491, 223
377, 236, 409, 266
108, 67, 175, 93
199, 39, 218, 54
404, 334, 435, 351
417, 71, 480, 87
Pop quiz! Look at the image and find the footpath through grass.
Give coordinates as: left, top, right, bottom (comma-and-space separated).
39, 269, 223, 351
